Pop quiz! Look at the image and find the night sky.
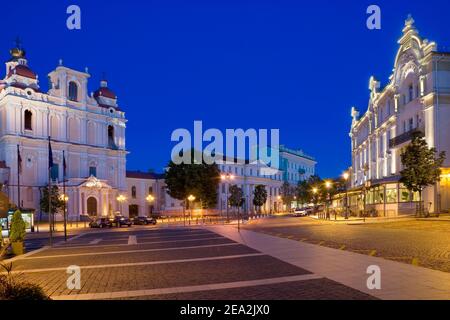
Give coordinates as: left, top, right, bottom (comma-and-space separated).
2, 0, 449, 177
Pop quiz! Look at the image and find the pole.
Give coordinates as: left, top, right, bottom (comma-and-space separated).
226, 184, 229, 223
345, 186, 349, 220
17, 145, 21, 210
63, 150, 67, 242
48, 137, 53, 247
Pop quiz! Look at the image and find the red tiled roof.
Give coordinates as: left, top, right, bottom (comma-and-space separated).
7, 64, 37, 80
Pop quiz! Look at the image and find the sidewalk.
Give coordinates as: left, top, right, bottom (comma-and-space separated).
206, 225, 450, 300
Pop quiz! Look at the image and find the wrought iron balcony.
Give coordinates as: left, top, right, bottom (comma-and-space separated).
389, 127, 424, 148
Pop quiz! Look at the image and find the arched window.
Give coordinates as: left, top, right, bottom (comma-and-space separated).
24, 110, 33, 131
68, 81, 78, 102
108, 125, 117, 149
131, 186, 137, 199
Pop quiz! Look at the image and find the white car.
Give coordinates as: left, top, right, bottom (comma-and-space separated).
293, 208, 308, 217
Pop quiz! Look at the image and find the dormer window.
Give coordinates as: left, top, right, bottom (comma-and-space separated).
68, 81, 79, 102
24, 110, 33, 131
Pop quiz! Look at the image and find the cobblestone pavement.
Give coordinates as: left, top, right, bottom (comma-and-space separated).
243, 216, 450, 272
9, 227, 375, 300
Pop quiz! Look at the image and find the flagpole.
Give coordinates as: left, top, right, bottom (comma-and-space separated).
63, 150, 67, 242
17, 145, 21, 210
48, 136, 53, 247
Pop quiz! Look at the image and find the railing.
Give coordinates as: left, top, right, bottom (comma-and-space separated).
389, 128, 424, 148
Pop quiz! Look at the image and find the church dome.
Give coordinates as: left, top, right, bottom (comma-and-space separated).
93, 87, 116, 99
7, 64, 37, 80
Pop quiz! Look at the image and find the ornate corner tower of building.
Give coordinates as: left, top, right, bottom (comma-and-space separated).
0, 42, 128, 220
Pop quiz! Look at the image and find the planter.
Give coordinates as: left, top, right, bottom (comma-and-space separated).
11, 241, 24, 256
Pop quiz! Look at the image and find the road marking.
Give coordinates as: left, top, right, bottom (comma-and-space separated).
89, 239, 102, 245
128, 236, 137, 245
22, 243, 242, 260
9, 253, 265, 274
51, 274, 323, 300
50, 236, 227, 250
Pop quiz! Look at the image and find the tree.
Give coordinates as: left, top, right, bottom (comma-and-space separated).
40, 185, 64, 215
253, 185, 267, 214
10, 210, 25, 243
296, 180, 310, 206
165, 150, 221, 210
400, 132, 446, 216
280, 182, 295, 210
228, 185, 245, 217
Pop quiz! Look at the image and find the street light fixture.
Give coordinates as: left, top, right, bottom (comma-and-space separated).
221, 174, 234, 223
325, 181, 332, 220
187, 195, 196, 225
343, 172, 350, 220
146, 194, 155, 217
117, 195, 126, 215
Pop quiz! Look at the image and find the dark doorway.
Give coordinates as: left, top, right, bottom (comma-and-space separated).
87, 197, 98, 217
129, 204, 139, 218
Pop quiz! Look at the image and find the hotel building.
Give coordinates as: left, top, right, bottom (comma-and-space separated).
348, 16, 450, 217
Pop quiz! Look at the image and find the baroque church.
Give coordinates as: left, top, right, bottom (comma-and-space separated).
0, 43, 128, 220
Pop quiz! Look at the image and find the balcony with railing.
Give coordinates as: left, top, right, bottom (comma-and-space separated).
389, 127, 425, 149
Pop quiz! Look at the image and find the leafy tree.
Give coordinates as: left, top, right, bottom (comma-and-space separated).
165, 149, 220, 209
253, 185, 267, 214
40, 185, 64, 215
10, 210, 25, 243
400, 132, 446, 216
228, 185, 245, 216
296, 180, 310, 206
280, 182, 295, 210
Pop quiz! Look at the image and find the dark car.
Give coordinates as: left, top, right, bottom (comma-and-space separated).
89, 217, 113, 228
132, 216, 157, 225
112, 215, 133, 227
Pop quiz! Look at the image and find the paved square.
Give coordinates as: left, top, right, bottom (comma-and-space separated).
9, 227, 375, 300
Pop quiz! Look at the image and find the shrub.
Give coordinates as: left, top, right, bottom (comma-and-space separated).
9, 210, 26, 243
0, 263, 50, 300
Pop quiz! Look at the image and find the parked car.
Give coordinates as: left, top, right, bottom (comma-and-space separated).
293, 208, 308, 217
112, 215, 133, 227
89, 217, 113, 228
132, 216, 157, 225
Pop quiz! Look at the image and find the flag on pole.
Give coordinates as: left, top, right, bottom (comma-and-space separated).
17, 145, 22, 174
48, 137, 53, 170
63, 151, 67, 177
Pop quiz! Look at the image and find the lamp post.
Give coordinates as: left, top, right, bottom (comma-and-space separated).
343, 172, 350, 220
277, 196, 281, 214
116, 195, 126, 216
325, 181, 332, 220
59, 194, 69, 241
146, 194, 155, 217
187, 195, 195, 225
221, 174, 235, 223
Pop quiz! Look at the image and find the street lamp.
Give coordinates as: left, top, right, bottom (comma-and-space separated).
221, 174, 235, 223
325, 181, 332, 220
146, 194, 155, 216
187, 195, 196, 225
343, 172, 350, 220
116, 195, 126, 216
59, 194, 69, 241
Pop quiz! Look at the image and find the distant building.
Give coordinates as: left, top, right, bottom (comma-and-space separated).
279, 145, 316, 185
347, 16, 450, 217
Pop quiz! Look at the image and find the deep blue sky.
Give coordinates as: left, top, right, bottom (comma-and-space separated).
2, 0, 449, 177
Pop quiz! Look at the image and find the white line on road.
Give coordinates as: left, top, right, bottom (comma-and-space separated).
89, 239, 102, 245
128, 235, 137, 245
11, 253, 264, 274
22, 243, 242, 260
51, 274, 323, 300
50, 236, 227, 250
